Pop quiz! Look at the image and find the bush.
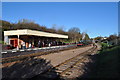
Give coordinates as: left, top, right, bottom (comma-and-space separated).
101, 43, 109, 50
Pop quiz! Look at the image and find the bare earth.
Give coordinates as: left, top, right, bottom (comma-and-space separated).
39, 45, 93, 67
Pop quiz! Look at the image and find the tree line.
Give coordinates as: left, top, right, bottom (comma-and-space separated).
0, 19, 90, 43
94, 34, 120, 46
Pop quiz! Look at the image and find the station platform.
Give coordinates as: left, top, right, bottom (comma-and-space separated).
1, 44, 77, 58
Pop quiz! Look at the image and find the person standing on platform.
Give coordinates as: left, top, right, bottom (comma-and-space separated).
42, 41, 44, 47
29, 42, 32, 48
38, 40, 41, 48
22, 41, 26, 49
48, 42, 51, 47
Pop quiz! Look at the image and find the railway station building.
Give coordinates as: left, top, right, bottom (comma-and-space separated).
4, 29, 68, 49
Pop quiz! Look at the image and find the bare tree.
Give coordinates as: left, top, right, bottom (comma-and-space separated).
18, 19, 35, 24
68, 27, 81, 42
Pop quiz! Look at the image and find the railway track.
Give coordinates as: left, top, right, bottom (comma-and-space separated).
31, 45, 97, 80
1, 45, 77, 58
2, 44, 91, 64
2, 45, 77, 64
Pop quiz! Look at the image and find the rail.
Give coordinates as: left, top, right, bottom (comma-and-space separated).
32, 45, 97, 79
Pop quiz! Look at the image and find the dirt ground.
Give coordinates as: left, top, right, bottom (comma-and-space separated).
38, 45, 93, 67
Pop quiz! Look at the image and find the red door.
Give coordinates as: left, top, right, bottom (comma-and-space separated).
10, 40, 14, 47
10, 39, 18, 48
14, 40, 18, 47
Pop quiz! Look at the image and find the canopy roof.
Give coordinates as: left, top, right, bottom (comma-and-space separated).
4, 29, 68, 39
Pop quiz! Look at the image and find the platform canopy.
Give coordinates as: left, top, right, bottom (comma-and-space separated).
4, 29, 68, 39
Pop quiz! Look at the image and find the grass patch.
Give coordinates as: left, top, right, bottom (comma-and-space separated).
90, 45, 120, 78
0, 40, 4, 44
